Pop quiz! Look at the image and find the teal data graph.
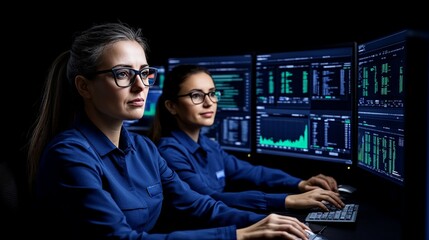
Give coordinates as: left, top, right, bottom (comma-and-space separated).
258, 116, 308, 149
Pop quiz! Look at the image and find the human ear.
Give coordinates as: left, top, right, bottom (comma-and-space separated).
75, 75, 91, 99
164, 100, 177, 115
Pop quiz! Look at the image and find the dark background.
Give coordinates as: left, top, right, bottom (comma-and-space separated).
2, 4, 428, 238
9, 4, 429, 164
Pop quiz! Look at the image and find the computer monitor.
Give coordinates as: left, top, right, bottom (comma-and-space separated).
123, 65, 165, 132
254, 44, 355, 166
356, 31, 408, 186
356, 29, 429, 239
168, 54, 253, 153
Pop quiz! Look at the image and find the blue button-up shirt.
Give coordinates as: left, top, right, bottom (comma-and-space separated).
157, 130, 303, 212
35, 116, 265, 239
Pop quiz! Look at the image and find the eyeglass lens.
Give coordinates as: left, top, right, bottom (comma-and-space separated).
190, 91, 220, 104
113, 68, 157, 87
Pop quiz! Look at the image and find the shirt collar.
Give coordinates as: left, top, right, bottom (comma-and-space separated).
75, 114, 135, 157
170, 129, 210, 154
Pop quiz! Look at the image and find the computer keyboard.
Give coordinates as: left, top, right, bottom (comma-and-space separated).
305, 203, 359, 224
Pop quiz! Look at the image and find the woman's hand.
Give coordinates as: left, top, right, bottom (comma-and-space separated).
298, 174, 338, 192
285, 188, 345, 211
236, 213, 310, 240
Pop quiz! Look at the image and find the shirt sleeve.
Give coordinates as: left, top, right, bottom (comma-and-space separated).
156, 147, 267, 230
218, 147, 303, 211
221, 147, 302, 189
158, 137, 302, 212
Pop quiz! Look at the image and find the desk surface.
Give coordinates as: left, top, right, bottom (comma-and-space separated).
279, 198, 402, 240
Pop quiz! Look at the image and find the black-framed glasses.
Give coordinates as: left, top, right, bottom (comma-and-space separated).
177, 90, 221, 105
91, 67, 158, 88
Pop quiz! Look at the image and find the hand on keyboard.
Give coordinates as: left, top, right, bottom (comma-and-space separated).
285, 188, 345, 211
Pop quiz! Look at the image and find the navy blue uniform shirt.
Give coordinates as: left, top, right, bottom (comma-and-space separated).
157, 130, 303, 212
35, 115, 265, 239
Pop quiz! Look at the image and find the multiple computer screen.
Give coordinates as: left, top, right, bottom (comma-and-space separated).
124, 29, 428, 189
